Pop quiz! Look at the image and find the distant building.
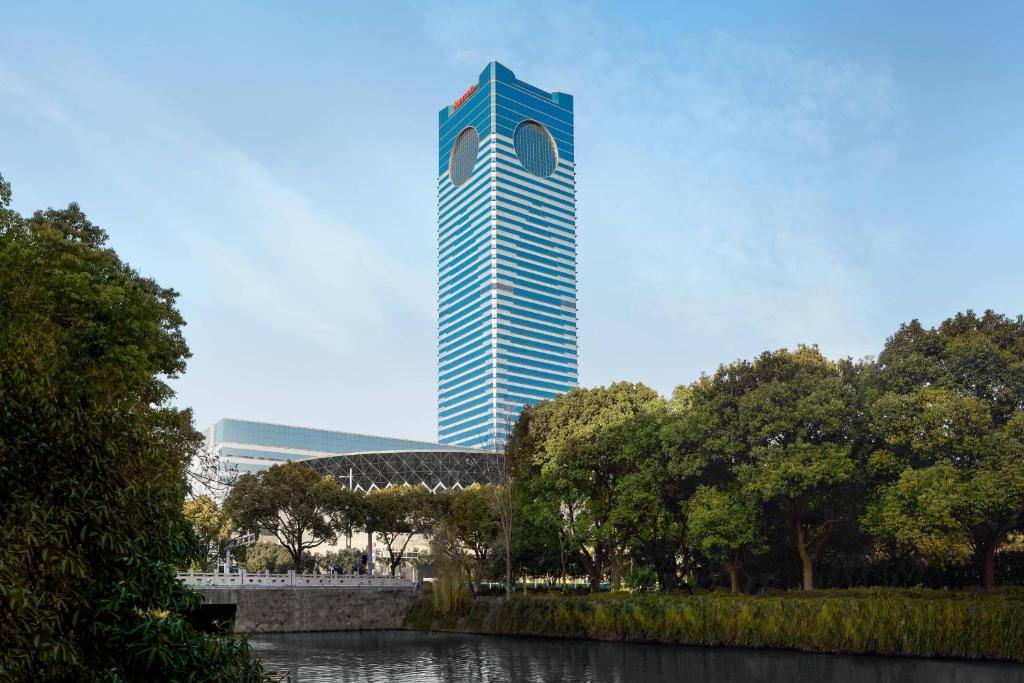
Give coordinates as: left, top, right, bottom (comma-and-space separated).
437, 62, 579, 449
206, 418, 499, 490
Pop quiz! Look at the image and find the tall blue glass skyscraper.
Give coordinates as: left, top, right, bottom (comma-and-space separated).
438, 62, 578, 449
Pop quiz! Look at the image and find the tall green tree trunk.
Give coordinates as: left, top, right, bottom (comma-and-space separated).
655, 555, 677, 594
796, 518, 814, 591
981, 541, 998, 591
588, 545, 605, 592
292, 531, 304, 572
609, 552, 624, 590
726, 558, 740, 594
800, 556, 814, 591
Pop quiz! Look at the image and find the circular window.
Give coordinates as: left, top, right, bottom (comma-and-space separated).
514, 120, 558, 177
449, 127, 480, 187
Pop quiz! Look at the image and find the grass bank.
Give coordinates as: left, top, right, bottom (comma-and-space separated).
404, 588, 1024, 661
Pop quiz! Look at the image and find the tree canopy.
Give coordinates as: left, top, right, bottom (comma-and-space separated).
866, 311, 1024, 589
436, 484, 501, 589
516, 382, 661, 590
182, 495, 233, 571
363, 485, 435, 576
224, 461, 344, 572
687, 485, 765, 593
507, 317, 1024, 593
204, 313, 1024, 597
0, 176, 260, 679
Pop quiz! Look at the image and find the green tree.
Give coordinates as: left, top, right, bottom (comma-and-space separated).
239, 541, 293, 573
224, 461, 343, 572
313, 548, 358, 574
442, 484, 501, 590
686, 486, 765, 593
689, 346, 865, 591
364, 485, 434, 576
514, 382, 661, 591
495, 419, 522, 599
333, 485, 366, 540
866, 311, 1024, 589
0, 178, 261, 679
605, 398, 687, 591
511, 434, 573, 588
430, 520, 474, 615
0, 173, 11, 210
182, 494, 232, 571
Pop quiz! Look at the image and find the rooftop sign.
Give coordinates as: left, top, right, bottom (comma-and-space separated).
453, 84, 477, 111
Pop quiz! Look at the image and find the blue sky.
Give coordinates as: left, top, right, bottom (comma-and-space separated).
2, 2, 1022, 441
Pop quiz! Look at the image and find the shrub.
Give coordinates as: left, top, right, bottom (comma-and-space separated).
431, 522, 473, 617
0, 184, 263, 679
406, 588, 1024, 661
625, 567, 658, 593
240, 542, 293, 573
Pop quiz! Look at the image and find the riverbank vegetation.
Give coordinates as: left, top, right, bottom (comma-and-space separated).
216, 308, 1024, 596
0, 176, 263, 679
405, 589, 1024, 661
504, 314, 1024, 594
222, 464, 503, 579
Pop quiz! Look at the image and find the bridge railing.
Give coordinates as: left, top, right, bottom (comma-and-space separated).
178, 570, 413, 589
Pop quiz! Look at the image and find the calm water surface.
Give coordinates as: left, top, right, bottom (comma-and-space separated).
249, 631, 1024, 683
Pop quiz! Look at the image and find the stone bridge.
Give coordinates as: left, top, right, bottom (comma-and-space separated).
180, 571, 419, 633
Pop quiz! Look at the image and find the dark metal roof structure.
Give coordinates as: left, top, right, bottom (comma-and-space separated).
302, 450, 502, 491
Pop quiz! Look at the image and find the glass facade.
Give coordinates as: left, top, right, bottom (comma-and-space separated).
449, 126, 480, 187
206, 419, 491, 486
438, 63, 578, 450
513, 121, 559, 177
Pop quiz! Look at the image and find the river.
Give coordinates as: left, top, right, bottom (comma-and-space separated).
249, 631, 1024, 682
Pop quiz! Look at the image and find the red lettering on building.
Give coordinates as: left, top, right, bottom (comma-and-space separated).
453, 84, 477, 111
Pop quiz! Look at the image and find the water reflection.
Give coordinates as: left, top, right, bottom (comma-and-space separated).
249, 631, 1024, 683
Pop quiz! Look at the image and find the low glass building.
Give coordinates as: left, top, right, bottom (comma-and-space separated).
206, 418, 499, 490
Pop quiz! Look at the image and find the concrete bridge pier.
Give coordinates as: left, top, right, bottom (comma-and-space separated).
191, 585, 419, 633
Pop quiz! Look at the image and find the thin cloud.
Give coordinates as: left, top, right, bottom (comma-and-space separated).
0, 51, 429, 349
0, 61, 73, 126
420, 4, 903, 374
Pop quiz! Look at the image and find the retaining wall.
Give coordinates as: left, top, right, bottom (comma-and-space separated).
195, 587, 419, 633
